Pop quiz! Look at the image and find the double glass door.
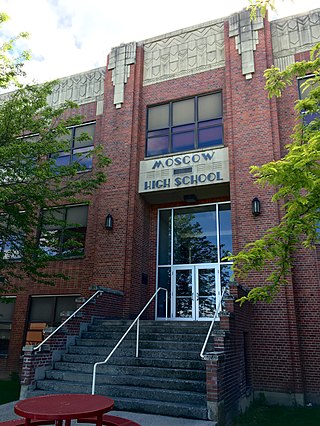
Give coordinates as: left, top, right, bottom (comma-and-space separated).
173, 265, 220, 320
156, 203, 232, 321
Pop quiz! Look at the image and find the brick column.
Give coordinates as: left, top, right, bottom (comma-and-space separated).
205, 353, 225, 423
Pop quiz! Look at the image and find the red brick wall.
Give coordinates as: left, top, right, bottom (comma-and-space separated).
225, 18, 304, 400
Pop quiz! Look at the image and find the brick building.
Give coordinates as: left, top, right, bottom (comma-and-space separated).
1, 7, 320, 424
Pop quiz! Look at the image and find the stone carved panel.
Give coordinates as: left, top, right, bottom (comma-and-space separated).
271, 9, 320, 70
229, 9, 264, 79
108, 42, 136, 108
143, 20, 225, 86
47, 67, 106, 115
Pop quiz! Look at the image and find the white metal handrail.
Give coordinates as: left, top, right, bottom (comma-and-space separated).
200, 286, 227, 359
33, 290, 103, 352
91, 287, 168, 395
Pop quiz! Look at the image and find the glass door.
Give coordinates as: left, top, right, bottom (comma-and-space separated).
172, 265, 219, 320
157, 203, 232, 320
196, 265, 219, 319
173, 267, 194, 319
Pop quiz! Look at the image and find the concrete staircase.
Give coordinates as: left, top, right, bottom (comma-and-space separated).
31, 320, 212, 419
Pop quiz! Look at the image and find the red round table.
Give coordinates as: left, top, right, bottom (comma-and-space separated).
14, 394, 114, 426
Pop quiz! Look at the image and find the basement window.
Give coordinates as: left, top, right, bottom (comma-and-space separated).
25, 295, 78, 346
0, 297, 16, 356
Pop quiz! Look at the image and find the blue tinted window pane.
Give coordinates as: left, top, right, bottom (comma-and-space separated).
157, 267, 171, 318
304, 112, 320, 125
219, 204, 232, 259
172, 124, 195, 133
198, 126, 223, 148
198, 118, 222, 128
147, 136, 169, 156
172, 132, 194, 153
54, 155, 70, 167
72, 147, 93, 170
158, 210, 171, 265
72, 154, 93, 169
148, 129, 169, 137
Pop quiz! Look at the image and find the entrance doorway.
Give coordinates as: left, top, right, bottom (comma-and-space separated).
173, 265, 220, 320
156, 203, 232, 320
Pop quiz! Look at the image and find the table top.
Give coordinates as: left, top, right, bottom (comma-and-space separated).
14, 394, 114, 421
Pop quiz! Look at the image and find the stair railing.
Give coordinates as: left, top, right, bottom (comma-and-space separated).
33, 290, 103, 352
91, 287, 168, 395
200, 286, 227, 359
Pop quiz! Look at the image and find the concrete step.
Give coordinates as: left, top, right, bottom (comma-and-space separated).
36, 380, 207, 405
114, 396, 208, 420
54, 361, 206, 380
33, 320, 214, 420
45, 370, 206, 392
75, 338, 205, 351
68, 345, 203, 360
82, 331, 209, 341
61, 354, 206, 370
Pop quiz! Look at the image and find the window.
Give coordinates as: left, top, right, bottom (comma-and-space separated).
156, 203, 232, 319
146, 93, 223, 157
0, 214, 23, 260
0, 297, 15, 355
25, 295, 78, 345
39, 205, 88, 257
298, 76, 319, 125
52, 122, 95, 170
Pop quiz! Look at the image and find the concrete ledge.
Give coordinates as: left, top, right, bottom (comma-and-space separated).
254, 390, 305, 406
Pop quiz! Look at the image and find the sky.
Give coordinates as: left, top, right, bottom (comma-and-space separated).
1, 0, 320, 85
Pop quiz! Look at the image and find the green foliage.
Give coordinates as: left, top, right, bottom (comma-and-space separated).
234, 401, 320, 426
229, 43, 320, 304
0, 13, 111, 292
0, 377, 20, 404
0, 12, 30, 89
247, 0, 278, 20
0, 83, 110, 292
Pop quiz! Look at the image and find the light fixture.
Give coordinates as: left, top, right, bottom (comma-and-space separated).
252, 197, 261, 216
105, 213, 113, 230
183, 194, 198, 203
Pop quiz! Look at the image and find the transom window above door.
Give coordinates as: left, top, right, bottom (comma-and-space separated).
146, 93, 223, 157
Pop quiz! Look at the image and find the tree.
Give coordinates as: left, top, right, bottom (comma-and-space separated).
0, 15, 110, 293
229, 41, 320, 304
0, 12, 30, 89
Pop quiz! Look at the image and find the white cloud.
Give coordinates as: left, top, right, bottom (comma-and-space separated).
1, 0, 319, 84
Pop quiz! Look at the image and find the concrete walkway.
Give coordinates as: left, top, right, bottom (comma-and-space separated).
0, 401, 215, 425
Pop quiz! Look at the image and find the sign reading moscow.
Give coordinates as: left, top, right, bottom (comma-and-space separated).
139, 147, 229, 193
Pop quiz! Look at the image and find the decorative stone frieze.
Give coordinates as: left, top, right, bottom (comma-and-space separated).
229, 9, 264, 79
271, 9, 320, 70
142, 20, 225, 86
108, 42, 137, 108
47, 67, 105, 115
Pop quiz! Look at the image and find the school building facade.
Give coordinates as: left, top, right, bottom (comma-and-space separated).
1, 7, 320, 424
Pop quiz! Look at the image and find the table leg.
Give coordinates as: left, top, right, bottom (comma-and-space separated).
96, 414, 103, 426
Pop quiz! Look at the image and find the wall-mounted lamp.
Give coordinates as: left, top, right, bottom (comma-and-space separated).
252, 197, 261, 216
105, 213, 113, 230
183, 194, 198, 203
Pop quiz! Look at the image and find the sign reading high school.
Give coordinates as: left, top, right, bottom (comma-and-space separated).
139, 147, 229, 193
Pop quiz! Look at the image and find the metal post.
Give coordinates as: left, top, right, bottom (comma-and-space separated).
165, 289, 168, 320
136, 318, 140, 358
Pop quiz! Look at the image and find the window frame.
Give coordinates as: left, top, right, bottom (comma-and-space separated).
38, 204, 89, 258
25, 294, 79, 345
0, 296, 16, 356
51, 121, 95, 171
146, 93, 223, 158
297, 75, 319, 125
